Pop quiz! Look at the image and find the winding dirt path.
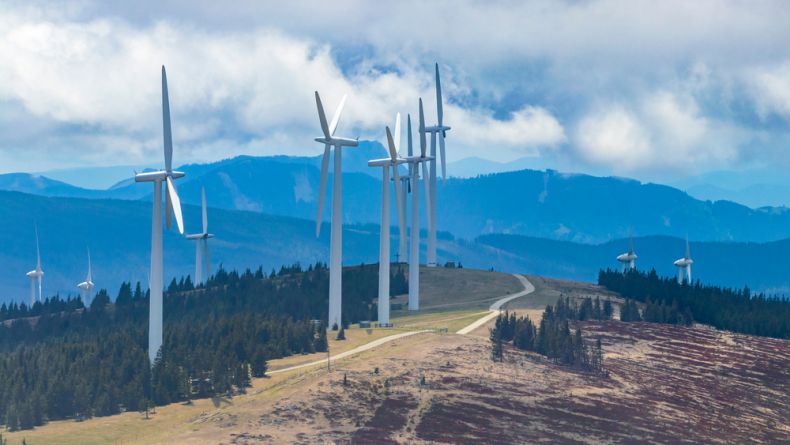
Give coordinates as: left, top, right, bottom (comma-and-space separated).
456, 274, 534, 335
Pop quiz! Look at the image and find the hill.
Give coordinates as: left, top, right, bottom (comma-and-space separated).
3, 274, 786, 444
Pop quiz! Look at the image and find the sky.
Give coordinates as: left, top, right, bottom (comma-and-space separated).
1, 0, 790, 184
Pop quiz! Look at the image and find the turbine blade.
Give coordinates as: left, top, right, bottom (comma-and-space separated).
165, 186, 172, 230
162, 66, 173, 172
394, 112, 401, 154
418, 98, 427, 157
406, 114, 414, 179
406, 114, 413, 157
439, 133, 447, 181
201, 186, 208, 234
435, 63, 443, 127
328, 94, 347, 136
204, 238, 211, 280
166, 176, 184, 234
35, 225, 41, 269
315, 91, 331, 139
386, 126, 398, 161
316, 144, 330, 237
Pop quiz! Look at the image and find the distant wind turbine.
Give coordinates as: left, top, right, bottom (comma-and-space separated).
368, 113, 406, 326
134, 66, 186, 365
616, 228, 637, 272
186, 187, 214, 285
423, 63, 451, 267
314, 92, 358, 329
674, 236, 694, 285
77, 248, 95, 306
25, 226, 44, 305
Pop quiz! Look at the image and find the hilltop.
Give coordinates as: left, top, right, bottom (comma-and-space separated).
3, 270, 786, 444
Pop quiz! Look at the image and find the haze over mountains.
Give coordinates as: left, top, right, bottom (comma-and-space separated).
3, 145, 790, 303
6, 141, 790, 243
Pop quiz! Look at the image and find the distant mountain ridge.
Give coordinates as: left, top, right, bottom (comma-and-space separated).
2, 190, 790, 305
5, 143, 790, 244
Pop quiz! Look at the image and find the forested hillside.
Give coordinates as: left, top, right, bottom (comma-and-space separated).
0, 262, 407, 431
598, 269, 790, 339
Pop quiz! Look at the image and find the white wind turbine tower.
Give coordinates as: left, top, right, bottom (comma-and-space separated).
77, 249, 95, 306
673, 236, 694, 285
314, 92, 358, 330
422, 63, 451, 267
403, 104, 434, 311
368, 113, 406, 326
186, 187, 214, 285
616, 228, 637, 273
135, 66, 186, 365
25, 226, 44, 305
396, 167, 409, 264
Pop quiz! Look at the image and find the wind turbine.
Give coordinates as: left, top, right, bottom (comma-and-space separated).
77, 248, 94, 307
25, 226, 44, 305
674, 236, 694, 285
134, 66, 186, 365
403, 106, 434, 311
314, 91, 358, 330
368, 114, 406, 326
616, 228, 637, 273
186, 187, 214, 285
423, 63, 451, 267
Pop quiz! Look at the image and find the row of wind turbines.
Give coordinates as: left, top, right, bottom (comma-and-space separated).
24, 228, 96, 307
616, 231, 695, 285
131, 63, 447, 365
313, 63, 450, 329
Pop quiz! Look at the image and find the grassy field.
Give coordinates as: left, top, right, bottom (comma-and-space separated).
391, 266, 522, 311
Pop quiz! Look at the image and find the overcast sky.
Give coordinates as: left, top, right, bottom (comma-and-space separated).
1, 0, 790, 182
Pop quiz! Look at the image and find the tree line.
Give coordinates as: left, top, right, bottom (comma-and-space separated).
599, 268, 790, 338
490, 296, 607, 375
0, 262, 404, 431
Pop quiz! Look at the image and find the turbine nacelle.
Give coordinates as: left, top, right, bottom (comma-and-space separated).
674, 258, 693, 267
134, 170, 185, 182
314, 136, 358, 147
185, 233, 214, 240
617, 253, 637, 262
367, 157, 406, 167
77, 281, 94, 291
424, 125, 452, 132
26, 270, 42, 278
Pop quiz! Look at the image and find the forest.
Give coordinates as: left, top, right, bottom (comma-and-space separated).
599, 268, 790, 338
490, 296, 608, 375
0, 262, 407, 431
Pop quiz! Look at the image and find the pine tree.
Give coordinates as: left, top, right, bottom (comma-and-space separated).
490, 327, 504, 362
336, 326, 346, 341
603, 299, 614, 319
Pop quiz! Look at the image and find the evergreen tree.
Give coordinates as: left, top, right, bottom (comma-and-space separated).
490, 327, 504, 362
603, 299, 614, 319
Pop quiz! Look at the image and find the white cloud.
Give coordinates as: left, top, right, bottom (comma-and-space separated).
575, 91, 740, 173
575, 107, 651, 169
0, 8, 566, 171
0, 0, 789, 177
747, 63, 790, 118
